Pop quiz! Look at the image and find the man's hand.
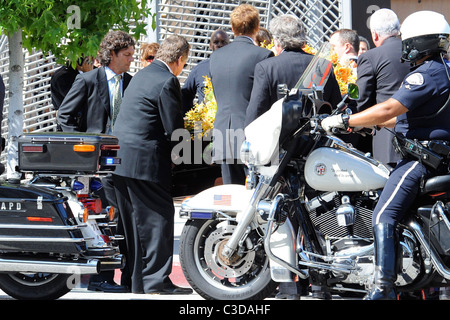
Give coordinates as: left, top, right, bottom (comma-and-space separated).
320, 114, 348, 133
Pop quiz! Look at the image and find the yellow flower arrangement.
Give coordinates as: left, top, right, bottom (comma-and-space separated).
184, 76, 217, 140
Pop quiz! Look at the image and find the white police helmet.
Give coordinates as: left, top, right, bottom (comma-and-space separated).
401, 11, 450, 63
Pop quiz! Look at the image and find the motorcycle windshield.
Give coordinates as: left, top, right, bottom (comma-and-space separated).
294, 42, 333, 91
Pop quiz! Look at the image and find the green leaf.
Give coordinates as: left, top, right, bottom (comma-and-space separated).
0, 0, 153, 63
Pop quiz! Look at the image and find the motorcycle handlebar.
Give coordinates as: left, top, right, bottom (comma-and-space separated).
312, 113, 376, 137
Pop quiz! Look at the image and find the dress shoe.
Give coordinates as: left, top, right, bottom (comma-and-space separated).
147, 284, 193, 295
88, 281, 129, 293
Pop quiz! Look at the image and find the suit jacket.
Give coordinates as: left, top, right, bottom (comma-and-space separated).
356, 36, 410, 165
181, 58, 210, 112
210, 36, 274, 161
245, 49, 342, 126
50, 65, 79, 110
112, 60, 184, 188
57, 66, 132, 133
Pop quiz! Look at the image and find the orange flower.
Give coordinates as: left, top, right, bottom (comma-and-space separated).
302, 44, 317, 55
334, 62, 357, 95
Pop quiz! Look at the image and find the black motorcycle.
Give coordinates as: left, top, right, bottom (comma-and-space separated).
0, 132, 123, 299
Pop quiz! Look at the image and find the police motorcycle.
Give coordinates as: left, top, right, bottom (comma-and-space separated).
0, 132, 123, 299
179, 42, 450, 300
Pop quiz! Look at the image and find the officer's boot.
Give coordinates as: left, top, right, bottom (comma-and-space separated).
364, 223, 398, 300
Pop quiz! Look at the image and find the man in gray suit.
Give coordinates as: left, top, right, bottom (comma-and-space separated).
210, 4, 274, 184
356, 9, 410, 167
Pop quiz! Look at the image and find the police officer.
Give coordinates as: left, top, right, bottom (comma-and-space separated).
321, 10, 450, 300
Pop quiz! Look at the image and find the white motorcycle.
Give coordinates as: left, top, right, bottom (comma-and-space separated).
179, 43, 450, 300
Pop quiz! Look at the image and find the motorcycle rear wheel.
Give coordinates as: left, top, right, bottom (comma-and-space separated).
180, 219, 278, 300
0, 272, 72, 300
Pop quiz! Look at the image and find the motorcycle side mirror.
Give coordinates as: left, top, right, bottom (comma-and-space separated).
347, 83, 359, 100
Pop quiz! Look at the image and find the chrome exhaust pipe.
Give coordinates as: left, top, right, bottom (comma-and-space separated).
0, 257, 100, 274
99, 255, 124, 272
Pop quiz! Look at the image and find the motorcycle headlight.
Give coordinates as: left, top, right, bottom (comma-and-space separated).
240, 140, 254, 165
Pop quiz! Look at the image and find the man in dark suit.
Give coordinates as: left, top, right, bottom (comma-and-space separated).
329, 29, 359, 65
51, 57, 94, 110
111, 35, 193, 295
356, 9, 410, 167
51, 57, 94, 131
245, 14, 342, 127
181, 29, 229, 112
57, 31, 134, 134
210, 4, 274, 184
57, 30, 135, 293
327, 28, 369, 151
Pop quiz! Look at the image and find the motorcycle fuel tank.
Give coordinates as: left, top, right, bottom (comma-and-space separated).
304, 147, 390, 192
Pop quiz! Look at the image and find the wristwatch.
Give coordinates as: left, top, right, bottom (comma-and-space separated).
341, 114, 350, 130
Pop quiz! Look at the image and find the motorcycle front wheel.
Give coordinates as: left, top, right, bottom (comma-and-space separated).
179, 219, 278, 300
0, 272, 72, 300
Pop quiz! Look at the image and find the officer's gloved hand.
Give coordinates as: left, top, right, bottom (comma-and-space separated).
320, 114, 347, 134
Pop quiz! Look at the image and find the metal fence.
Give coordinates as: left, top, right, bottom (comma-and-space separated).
0, 0, 345, 165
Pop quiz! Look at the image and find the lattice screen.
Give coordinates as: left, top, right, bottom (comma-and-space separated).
270, 0, 344, 48
0, 0, 344, 166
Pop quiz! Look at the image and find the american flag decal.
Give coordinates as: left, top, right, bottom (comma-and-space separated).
214, 194, 232, 206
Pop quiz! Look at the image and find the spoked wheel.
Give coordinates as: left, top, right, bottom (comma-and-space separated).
0, 272, 72, 300
179, 219, 278, 300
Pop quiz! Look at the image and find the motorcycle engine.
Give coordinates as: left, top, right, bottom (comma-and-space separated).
304, 191, 374, 246
304, 191, 421, 287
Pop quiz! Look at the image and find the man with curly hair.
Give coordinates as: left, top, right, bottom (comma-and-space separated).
58, 30, 135, 134
57, 30, 135, 293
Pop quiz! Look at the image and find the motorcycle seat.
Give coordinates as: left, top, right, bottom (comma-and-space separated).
421, 174, 450, 195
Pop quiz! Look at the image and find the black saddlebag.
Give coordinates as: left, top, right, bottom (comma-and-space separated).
18, 133, 120, 174
418, 201, 450, 255
0, 183, 86, 255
